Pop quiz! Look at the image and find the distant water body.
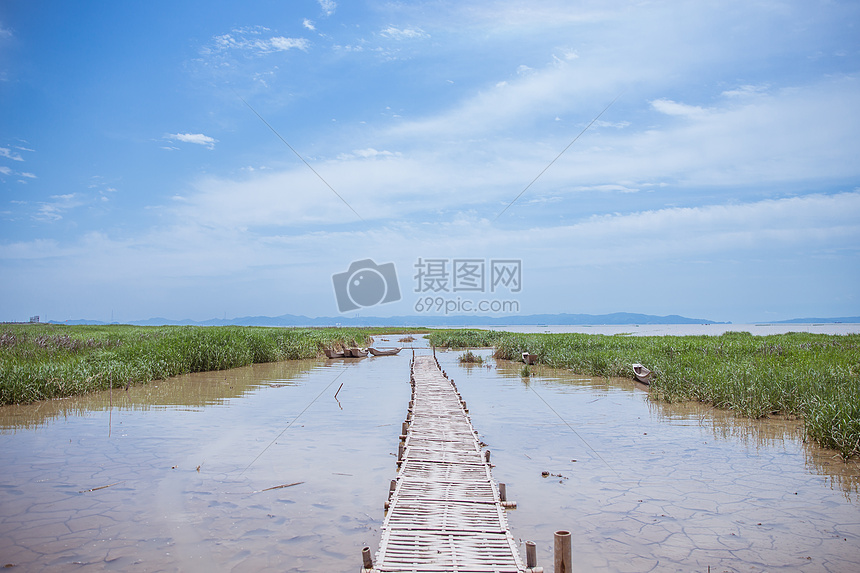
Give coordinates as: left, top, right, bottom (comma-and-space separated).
442, 323, 860, 336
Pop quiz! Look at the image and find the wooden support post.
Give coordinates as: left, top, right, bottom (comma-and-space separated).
401, 421, 408, 435
554, 530, 572, 573
526, 541, 537, 568
484, 449, 491, 463
389, 479, 396, 498
362, 546, 374, 571
499, 482, 506, 502
398, 442, 405, 462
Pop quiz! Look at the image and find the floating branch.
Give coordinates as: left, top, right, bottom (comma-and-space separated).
79, 481, 124, 494
253, 481, 304, 494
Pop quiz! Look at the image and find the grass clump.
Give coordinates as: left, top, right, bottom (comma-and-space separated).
428, 329, 860, 458
0, 324, 373, 405
458, 350, 484, 364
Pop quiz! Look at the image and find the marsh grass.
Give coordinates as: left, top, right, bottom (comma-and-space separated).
0, 324, 382, 405
458, 350, 484, 364
428, 329, 860, 458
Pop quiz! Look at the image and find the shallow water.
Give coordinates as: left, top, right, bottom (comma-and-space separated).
1, 338, 858, 572
467, 323, 860, 336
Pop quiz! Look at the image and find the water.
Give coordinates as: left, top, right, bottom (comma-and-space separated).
465, 323, 860, 336
1, 336, 858, 572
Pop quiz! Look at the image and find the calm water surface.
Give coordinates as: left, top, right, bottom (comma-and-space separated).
1, 336, 858, 572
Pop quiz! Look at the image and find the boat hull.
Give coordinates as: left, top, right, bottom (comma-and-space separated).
632, 363, 651, 384
368, 347, 402, 356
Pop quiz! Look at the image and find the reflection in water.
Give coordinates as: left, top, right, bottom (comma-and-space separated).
0, 359, 319, 431
0, 340, 858, 572
647, 399, 860, 501
493, 355, 860, 499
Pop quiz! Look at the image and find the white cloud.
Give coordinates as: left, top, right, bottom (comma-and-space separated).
20, 172, 36, 179
722, 84, 769, 98
382, 74, 860, 196
318, 0, 336, 16
303, 19, 316, 31
166, 133, 218, 149
3, 191, 857, 321
34, 193, 83, 222
0, 147, 24, 161
651, 98, 709, 118
207, 31, 309, 56
267, 37, 310, 52
338, 148, 401, 160
380, 27, 430, 40
0, 166, 11, 175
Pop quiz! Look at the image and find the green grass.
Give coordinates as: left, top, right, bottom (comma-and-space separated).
0, 324, 382, 405
427, 329, 860, 458
458, 349, 484, 364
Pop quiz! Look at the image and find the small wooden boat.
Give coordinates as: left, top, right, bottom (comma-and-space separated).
324, 348, 346, 359
368, 347, 402, 356
345, 347, 369, 357
632, 363, 651, 384
522, 352, 537, 365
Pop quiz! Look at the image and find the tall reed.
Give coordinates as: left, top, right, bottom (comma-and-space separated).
0, 324, 372, 405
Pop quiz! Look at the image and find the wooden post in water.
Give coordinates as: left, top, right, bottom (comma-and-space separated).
361, 546, 374, 571
554, 530, 572, 573
526, 540, 537, 568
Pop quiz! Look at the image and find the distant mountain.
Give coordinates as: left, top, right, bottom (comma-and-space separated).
48, 312, 728, 327
768, 317, 860, 324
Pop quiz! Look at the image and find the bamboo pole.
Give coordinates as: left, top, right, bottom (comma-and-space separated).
526, 541, 537, 568
362, 546, 373, 571
554, 530, 572, 573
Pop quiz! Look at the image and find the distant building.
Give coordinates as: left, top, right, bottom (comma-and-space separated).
29, 315, 40, 323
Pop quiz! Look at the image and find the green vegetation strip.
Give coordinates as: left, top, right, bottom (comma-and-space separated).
429, 329, 860, 458
0, 324, 425, 406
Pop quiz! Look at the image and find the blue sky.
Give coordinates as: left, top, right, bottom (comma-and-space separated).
1, 0, 858, 324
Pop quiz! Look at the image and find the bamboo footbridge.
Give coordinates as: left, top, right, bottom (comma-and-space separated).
361, 353, 552, 573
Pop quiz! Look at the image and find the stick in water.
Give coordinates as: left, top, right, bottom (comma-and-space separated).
254, 481, 304, 493
79, 481, 124, 494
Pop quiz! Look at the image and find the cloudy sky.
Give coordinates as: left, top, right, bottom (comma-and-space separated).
1, 0, 858, 324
